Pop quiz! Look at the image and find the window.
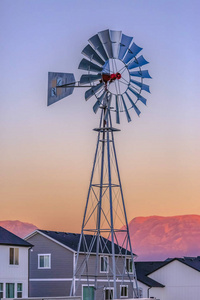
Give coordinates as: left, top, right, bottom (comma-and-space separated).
139, 288, 143, 298
38, 254, 51, 269
133, 288, 143, 298
0, 283, 3, 298
100, 256, 109, 273
6, 283, 15, 298
82, 286, 94, 300
125, 258, 133, 273
9, 248, 19, 265
104, 288, 113, 300
17, 283, 23, 298
120, 285, 128, 298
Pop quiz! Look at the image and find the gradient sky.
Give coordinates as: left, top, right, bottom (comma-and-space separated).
0, 0, 200, 232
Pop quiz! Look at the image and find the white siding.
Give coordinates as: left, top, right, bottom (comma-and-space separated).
149, 260, 200, 300
0, 245, 29, 298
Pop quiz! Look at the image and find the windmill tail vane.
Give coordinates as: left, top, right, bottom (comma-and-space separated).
47, 29, 151, 299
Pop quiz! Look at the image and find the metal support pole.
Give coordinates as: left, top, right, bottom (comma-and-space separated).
94, 110, 106, 300
109, 111, 139, 298
106, 114, 117, 299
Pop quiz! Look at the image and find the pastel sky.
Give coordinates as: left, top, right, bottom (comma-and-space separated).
1, 0, 200, 232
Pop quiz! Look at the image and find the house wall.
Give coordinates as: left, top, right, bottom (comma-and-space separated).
27, 233, 74, 297
0, 245, 29, 298
27, 232, 146, 299
76, 253, 137, 298
149, 260, 200, 300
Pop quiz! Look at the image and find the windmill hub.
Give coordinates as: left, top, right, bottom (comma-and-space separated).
101, 58, 130, 95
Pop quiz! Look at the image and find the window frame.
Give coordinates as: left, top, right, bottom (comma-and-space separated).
6, 283, 15, 298
0, 283, 3, 298
38, 254, 51, 269
100, 255, 109, 273
17, 283, 23, 298
104, 287, 114, 300
120, 285, 128, 298
125, 257, 133, 274
9, 247, 19, 265
82, 284, 95, 300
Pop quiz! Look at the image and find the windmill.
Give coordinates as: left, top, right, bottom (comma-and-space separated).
47, 29, 151, 300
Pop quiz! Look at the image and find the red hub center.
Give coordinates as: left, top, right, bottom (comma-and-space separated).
102, 72, 121, 83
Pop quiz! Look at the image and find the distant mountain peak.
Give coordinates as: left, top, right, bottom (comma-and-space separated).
117, 215, 200, 261
0, 220, 37, 238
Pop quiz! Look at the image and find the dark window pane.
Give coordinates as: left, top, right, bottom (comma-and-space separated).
9, 248, 14, 265
40, 256, 44, 267
6, 283, 15, 298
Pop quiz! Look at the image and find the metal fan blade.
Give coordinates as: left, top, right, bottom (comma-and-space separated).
115, 95, 120, 124
98, 29, 113, 58
79, 58, 103, 73
89, 34, 108, 61
123, 43, 143, 65
128, 86, 147, 105
128, 55, 149, 70
80, 74, 102, 85
47, 72, 75, 106
130, 79, 150, 93
110, 30, 122, 58
102, 60, 110, 74
104, 93, 112, 120
130, 70, 152, 79
125, 92, 141, 116
85, 82, 104, 101
121, 95, 131, 122
118, 34, 133, 60
82, 44, 105, 66
93, 91, 107, 113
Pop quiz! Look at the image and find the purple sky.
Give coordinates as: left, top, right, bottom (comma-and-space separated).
0, 0, 200, 231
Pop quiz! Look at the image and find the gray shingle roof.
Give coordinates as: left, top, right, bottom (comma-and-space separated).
0, 226, 32, 247
135, 262, 165, 287
38, 230, 133, 255
136, 256, 200, 287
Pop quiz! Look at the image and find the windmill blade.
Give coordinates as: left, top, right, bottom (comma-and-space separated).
128, 86, 147, 105
93, 91, 107, 113
47, 72, 75, 106
89, 34, 108, 61
104, 93, 112, 121
102, 60, 110, 74
128, 55, 149, 70
98, 29, 113, 58
118, 34, 133, 60
123, 43, 143, 65
79, 58, 103, 73
125, 92, 141, 116
130, 70, 152, 79
82, 44, 105, 66
121, 95, 131, 122
130, 79, 150, 93
85, 82, 104, 101
80, 74, 102, 85
115, 95, 120, 124
110, 30, 122, 58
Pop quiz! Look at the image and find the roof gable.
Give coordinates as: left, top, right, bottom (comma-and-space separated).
0, 226, 32, 247
26, 229, 133, 255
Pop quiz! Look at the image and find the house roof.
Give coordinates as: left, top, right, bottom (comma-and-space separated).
37, 230, 133, 255
135, 262, 165, 287
168, 256, 200, 273
135, 256, 200, 287
0, 226, 32, 247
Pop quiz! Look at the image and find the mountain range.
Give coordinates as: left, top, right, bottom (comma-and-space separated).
1, 215, 200, 261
